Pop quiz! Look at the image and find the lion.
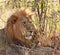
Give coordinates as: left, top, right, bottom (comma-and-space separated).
5, 7, 39, 48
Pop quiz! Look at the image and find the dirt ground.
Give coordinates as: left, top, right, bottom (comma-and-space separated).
0, 29, 60, 55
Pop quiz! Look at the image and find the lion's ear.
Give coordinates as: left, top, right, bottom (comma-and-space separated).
11, 15, 18, 24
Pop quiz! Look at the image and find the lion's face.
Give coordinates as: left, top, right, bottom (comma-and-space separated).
5, 7, 39, 48
13, 15, 36, 40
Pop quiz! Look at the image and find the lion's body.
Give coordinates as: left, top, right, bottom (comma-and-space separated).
5, 7, 39, 48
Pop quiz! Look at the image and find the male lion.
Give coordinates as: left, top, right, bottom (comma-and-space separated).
5, 7, 39, 48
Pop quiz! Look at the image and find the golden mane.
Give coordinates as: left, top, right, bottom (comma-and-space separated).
5, 7, 39, 48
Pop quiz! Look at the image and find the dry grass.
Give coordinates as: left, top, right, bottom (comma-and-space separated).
0, 9, 16, 29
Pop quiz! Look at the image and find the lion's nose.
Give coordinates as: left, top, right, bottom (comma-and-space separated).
29, 30, 34, 36
30, 30, 33, 33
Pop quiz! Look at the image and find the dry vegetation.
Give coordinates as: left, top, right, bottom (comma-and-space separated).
0, 0, 60, 55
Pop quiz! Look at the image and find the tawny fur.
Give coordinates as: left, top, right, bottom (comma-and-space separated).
5, 7, 39, 48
